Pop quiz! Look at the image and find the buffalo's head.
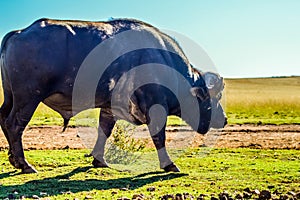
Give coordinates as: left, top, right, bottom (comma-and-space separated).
204, 72, 227, 128
188, 71, 227, 134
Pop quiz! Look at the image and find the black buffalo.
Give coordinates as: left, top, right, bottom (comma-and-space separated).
0, 18, 226, 173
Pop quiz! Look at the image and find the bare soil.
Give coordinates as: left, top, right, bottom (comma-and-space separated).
0, 125, 299, 150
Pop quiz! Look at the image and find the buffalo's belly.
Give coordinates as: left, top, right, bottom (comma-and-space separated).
43, 93, 76, 118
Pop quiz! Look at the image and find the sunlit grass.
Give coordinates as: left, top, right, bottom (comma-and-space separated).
0, 148, 299, 199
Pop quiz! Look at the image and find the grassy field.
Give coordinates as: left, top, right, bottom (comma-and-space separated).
0, 76, 299, 127
225, 76, 300, 125
0, 148, 299, 199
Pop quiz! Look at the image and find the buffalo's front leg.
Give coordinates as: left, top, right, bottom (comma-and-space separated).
148, 120, 180, 172
91, 109, 116, 168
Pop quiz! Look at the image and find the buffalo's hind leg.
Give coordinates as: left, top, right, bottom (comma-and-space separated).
91, 109, 116, 168
0, 89, 13, 153
4, 98, 41, 173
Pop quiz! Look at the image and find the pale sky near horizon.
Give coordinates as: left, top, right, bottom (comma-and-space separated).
0, 0, 300, 78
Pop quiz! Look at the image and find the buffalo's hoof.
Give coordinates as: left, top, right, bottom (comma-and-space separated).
8, 155, 37, 173
92, 158, 109, 168
163, 163, 180, 172
22, 165, 38, 174
8, 155, 18, 168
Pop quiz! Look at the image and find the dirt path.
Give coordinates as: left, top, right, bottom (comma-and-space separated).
0, 125, 299, 150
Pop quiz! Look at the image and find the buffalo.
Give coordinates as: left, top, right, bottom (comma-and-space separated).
0, 18, 226, 173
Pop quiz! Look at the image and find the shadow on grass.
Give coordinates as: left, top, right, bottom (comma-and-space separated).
0, 171, 18, 180
0, 167, 187, 198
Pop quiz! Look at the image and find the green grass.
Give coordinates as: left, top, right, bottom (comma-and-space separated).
0, 76, 299, 126
0, 148, 299, 199
225, 76, 300, 125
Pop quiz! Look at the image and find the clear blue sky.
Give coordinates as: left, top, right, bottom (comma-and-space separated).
1, 0, 299, 78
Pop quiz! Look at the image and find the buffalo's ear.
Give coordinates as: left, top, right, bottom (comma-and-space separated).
190, 87, 209, 101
